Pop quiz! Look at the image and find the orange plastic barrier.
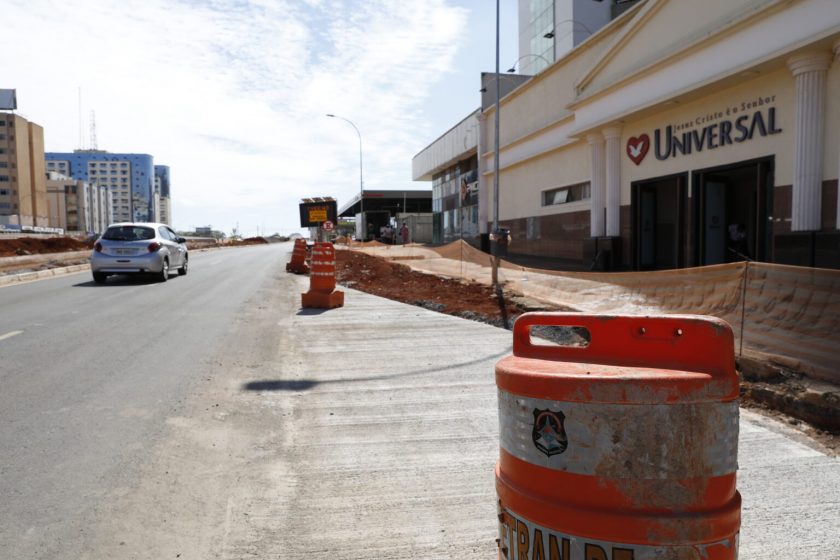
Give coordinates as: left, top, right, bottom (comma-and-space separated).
286, 238, 310, 274
301, 242, 344, 309
496, 313, 741, 559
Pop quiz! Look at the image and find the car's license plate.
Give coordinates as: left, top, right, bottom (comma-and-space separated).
114, 248, 136, 255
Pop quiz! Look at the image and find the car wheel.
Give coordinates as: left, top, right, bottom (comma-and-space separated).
178, 257, 188, 276
93, 271, 107, 284
158, 259, 169, 282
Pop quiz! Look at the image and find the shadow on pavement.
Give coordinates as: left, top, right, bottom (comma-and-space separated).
73, 274, 184, 287
240, 348, 511, 393
296, 308, 330, 316
243, 380, 319, 391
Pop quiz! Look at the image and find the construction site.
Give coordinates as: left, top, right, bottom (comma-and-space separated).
1, 235, 838, 453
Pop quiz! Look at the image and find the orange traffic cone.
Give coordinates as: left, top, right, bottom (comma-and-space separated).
286, 238, 310, 274
301, 242, 344, 309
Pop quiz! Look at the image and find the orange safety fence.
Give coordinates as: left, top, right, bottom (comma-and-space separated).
341, 240, 840, 385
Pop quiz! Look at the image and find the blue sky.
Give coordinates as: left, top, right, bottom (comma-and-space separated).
3, 0, 517, 236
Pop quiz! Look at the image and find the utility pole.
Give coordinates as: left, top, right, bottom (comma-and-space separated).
491, 0, 501, 287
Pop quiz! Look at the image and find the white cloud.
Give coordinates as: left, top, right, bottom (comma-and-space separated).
2, 0, 469, 235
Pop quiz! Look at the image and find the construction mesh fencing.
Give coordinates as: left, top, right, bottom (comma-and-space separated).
341, 240, 840, 385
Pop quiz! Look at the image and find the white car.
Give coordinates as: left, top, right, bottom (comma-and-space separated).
90, 222, 188, 284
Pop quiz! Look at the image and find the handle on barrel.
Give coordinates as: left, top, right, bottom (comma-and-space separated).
512, 312, 736, 380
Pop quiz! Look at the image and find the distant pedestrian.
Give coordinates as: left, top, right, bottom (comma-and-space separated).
728, 223, 748, 259
399, 222, 409, 245
382, 224, 393, 244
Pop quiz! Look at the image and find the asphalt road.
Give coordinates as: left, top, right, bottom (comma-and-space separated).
0, 243, 286, 559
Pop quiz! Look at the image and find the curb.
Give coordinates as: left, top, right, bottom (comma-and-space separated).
738, 356, 840, 433
0, 264, 89, 287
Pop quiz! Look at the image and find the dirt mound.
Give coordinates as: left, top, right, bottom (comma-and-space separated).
335, 250, 525, 328
223, 237, 269, 247
242, 236, 268, 245
0, 236, 92, 257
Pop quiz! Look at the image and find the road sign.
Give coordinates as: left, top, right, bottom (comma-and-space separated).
299, 199, 337, 227
322, 220, 334, 231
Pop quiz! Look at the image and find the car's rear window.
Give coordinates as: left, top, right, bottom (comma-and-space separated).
102, 226, 155, 241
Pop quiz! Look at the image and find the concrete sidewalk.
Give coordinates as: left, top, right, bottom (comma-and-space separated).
257, 273, 840, 558
260, 282, 509, 558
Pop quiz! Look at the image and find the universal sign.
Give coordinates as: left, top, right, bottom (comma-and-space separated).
626, 96, 782, 165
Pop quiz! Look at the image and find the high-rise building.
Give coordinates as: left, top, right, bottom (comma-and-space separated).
154, 165, 172, 226
516, 0, 634, 74
0, 112, 48, 227
45, 151, 156, 223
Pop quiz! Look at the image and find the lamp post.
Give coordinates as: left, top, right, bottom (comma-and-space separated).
326, 113, 364, 219
506, 53, 553, 73
492, 0, 501, 287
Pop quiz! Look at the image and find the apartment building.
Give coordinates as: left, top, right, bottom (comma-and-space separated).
0, 112, 48, 227
46, 151, 156, 223
45, 171, 112, 233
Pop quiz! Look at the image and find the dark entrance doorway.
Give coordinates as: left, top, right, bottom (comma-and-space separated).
631, 173, 688, 270
693, 157, 774, 265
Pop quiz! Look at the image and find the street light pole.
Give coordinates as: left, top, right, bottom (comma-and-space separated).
326, 113, 364, 218
492, 0, 501, 286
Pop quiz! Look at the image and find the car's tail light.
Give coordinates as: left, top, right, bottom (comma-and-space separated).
148, 242, 162, 252
94, 242, 102, 252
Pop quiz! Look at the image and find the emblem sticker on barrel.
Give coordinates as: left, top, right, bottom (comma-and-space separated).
532, 408, 568, 456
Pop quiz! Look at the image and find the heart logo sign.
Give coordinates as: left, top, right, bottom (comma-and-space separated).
626, 134, 650, 165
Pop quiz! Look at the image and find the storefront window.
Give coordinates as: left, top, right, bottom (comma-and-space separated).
542, 182, 590, 206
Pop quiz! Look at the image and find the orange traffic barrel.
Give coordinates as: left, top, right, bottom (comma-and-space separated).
301, 242, 344, 308
496, 313, 740, 560
286, 238, 310, 274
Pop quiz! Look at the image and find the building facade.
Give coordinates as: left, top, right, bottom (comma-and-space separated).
45, 151, 156, 223
517, 0, 619, 74
415, 1, 624, 249
45, 172, 112, 233
417, 0, 840, 271
0, 113, 48, 227
414, 111, 480, 245
154, 165, 172, 226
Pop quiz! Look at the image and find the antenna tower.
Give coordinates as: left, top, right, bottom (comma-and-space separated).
89, 110, 98, 150
77, 87, 83, 149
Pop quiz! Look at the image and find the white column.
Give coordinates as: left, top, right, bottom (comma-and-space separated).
587, 133, 606, 238
476, 112, 489, 234
787, 51, 831, 231
603, 126, 623, 237
835, 41, 840, 231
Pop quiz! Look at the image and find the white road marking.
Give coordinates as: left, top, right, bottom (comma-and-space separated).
0, 330, 23, 342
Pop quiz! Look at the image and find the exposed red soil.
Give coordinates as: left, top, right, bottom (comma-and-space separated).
223, 237, 269, 247
335, 249, 525, 328
0, 236, 92, 257
0, 235, 267, 258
